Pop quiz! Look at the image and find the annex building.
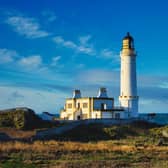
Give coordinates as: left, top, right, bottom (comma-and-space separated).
60, 88, 124, 120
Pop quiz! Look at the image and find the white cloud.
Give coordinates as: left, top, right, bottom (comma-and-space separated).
42, 10, 57, 22
6, 15, 49, 39
0, 48, 48, 73
100, 49, 119, 63
53, 35, 119, 57
77, 46, 95, 55
18, 55, 42, 70
52, 56, 61, 62
139, 98, 168, 113
76, 69, 119, 85
77, 63, 85, 69
0, 85, 64, 113
64, 41, 77, 48
0, 48, 18, 64
53, 35, 95, 55
101, 49, 113, 58
53, 36, 64, 44
138, 75, 168, 88
0, 47, 65, 76
51, 56, 61, 66
159, 82, 168, 89
79, 35, 91, 45
53, 36, 77, 49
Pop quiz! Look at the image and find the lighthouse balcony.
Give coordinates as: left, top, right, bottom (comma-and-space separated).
119, 95, 139, 99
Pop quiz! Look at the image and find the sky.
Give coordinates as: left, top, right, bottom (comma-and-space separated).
0, 0, 168, 114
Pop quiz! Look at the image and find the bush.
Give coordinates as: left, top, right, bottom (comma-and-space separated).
103, 125, 137, 139
150, 125, 168, 138
0, 108, 53, 130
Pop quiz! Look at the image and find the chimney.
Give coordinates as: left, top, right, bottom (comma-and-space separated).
97, 87, 108, 98
73, 90, 81, 98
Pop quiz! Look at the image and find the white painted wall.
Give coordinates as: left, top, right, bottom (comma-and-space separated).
119, 50, 138, 118
65, 99, 74, 113
75, 98, 90, 113
119, 98, 138, 118
60, 111, 67, 119
74, 110, 82, 120
93, 99, 113, 110
120, 55, 137, 96
91, 111, 101, 119
102, 112, 112, 118
68, 114, 74, 120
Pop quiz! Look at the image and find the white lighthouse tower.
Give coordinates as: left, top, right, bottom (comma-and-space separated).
119, 32, 138, 118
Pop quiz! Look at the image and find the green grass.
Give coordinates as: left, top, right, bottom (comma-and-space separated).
0, 153, 38, 168
55, 121, 161, 144
0, 108, 60, 130
0, 161, 37, 168
0, 122, 168, 168
1, 150, 167, 168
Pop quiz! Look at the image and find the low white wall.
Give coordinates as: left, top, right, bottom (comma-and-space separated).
102, 112, 113, 118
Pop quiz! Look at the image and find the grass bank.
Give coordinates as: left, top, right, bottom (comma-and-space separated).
0, 121, 168, 168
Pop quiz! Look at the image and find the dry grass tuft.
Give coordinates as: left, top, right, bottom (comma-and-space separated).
1, 140, 167, 153
0, 128, 35, 138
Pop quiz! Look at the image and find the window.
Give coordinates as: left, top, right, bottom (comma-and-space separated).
95, 113, 98, 119
67, 103, 72, 108
101, 103, 107, 110
83, 103, 88, 108
77, 103, 80, 109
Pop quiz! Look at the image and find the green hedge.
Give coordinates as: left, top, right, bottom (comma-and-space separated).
0, 108, 43, 129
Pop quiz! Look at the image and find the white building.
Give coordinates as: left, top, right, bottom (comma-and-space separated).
60, 33, 139, 120
119, 32, 139, 118
60, 88, 124, 120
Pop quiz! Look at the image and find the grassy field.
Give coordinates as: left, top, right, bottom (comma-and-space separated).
0, 122, 168, 168
0, 140, 168, 168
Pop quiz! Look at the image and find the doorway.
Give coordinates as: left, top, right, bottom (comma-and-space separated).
77, 115, 81, 120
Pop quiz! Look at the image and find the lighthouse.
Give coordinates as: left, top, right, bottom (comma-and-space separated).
119, 32, 138, 118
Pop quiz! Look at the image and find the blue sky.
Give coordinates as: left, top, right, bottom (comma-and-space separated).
0, 0, 168, 113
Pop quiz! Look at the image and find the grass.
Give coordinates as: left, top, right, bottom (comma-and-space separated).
0, 122, 168, 167
0, 108, 61, 130
0, 128, 35, 139
0, 140, 167, 167
54, 121, 161, 143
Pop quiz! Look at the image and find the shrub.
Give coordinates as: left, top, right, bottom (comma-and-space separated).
0, 108, 54, 130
